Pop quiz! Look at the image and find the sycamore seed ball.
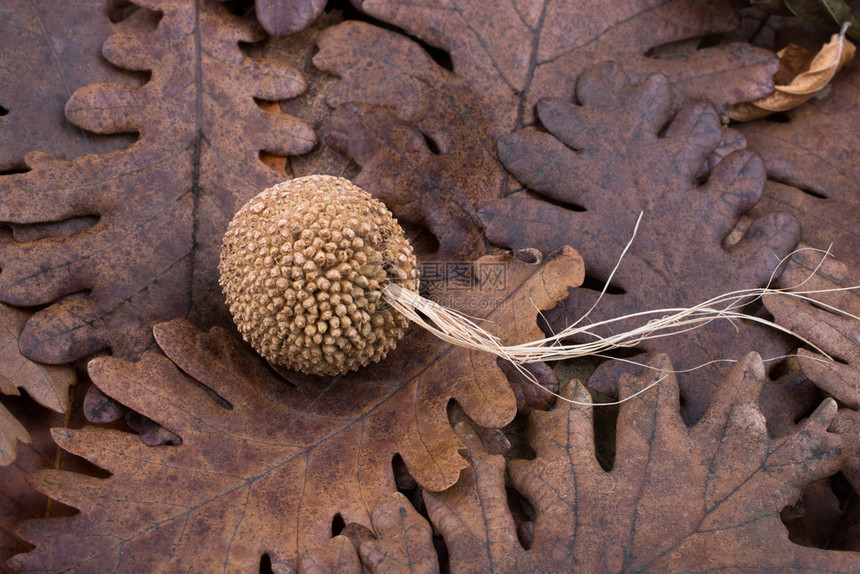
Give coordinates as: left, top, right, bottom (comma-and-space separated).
219, 175, 419, 376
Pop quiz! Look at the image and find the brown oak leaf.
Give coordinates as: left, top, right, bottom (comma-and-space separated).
9, 247, 583, 572
0, 0, 135, 172
0, 0, 316, 366
0, 303, 76, 465
738, 60, 860, 266
0, 403, 29, 468
480, 62, 799, 422
298, 492, 437, 573
312, 2, 779, 258
420, 353, 857, 572
0, 386, 92, 571
261, 10, 359, 181
0, 304, 75, 417
764, 247, 860, 491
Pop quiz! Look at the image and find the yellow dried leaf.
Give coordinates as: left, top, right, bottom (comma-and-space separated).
730, 24, 855, 121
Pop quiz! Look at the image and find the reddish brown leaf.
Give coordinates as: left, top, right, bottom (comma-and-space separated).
422, 353, 856, 571
10, 248, 583, 571
764, 248, 860, 491
0, 0, 134, 171
0, 304, 75, 415
298, 493, 436, 574
0, 386, 92, 571
0, 303, 76, 466
313, 3, 778, 257
299, 535, 362, 574
255, 0, 326, 38
0, 0, 316, 366
480, 62, 799, 422
738, 60, 860, 266
261, 11, 359, 180
357, 492, 438, 573
0, 403, 29, 467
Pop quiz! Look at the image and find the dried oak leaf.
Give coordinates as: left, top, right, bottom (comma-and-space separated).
10, 248, 583, 572
298, 492, 437, 573
0, 0, 316, 366
480, 62, 799, 423
261, 11, 359, 180
0, 0, 135, 171
312, 1, 779, 258
729, 25, 856, 121
738, 60, 860, 266
421, 353, 858, 572
0, 403, 29, 467
1, 386, 92, 571
1, 303, 76, 465
764, 247, 860, 491
0, 304, 75, 416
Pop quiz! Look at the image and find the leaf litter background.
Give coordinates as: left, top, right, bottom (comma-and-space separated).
1, 0, 859, 571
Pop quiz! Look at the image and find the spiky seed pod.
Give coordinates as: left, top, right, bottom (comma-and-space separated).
219, 175, 419, 376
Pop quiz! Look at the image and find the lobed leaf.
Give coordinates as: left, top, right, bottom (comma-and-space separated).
10, 247, 583, 571
420, 353, 856, 572
738, 59, 860, 267
313, 1, 779, 258
0, 0, 316, 366
480, 63, 799, 422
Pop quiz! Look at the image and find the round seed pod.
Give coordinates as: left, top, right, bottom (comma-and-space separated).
219, 175, 419, 376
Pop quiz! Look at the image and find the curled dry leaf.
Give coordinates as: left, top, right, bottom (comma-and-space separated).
729, 25, 856, 121
0, 0, 316, 366
764, 247, 860, 491
420, 353, 856, 572
480, 62, 799, 422
738, 59, 860, 266
10, 248, 583, 572
313, 1, 778, 258
0, 0, 134, 171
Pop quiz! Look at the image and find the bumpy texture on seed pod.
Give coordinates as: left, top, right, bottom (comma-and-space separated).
219, 175, 419, 376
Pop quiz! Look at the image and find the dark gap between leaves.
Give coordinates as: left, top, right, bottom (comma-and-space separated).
421, 130, 442, 155
590, 387, 619, 471
221, 0, 256, 18
400, 220, 440, 256
506, 486, 535, 550
326, 0, 454, 72
0, 104, 9, 116
763, 112, 791, 123
767, 176, 829, 200
259, 552, 273, 574
781, 473, 860, 550
0, 164, 31, 176
524, 188, 586, 213
106, 0, 138, 23
239, 38, 267, 60
579, 274, 626, 295
330, 513, 345, 537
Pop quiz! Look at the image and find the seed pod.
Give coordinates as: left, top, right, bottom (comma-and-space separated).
219, 175, 419, 376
